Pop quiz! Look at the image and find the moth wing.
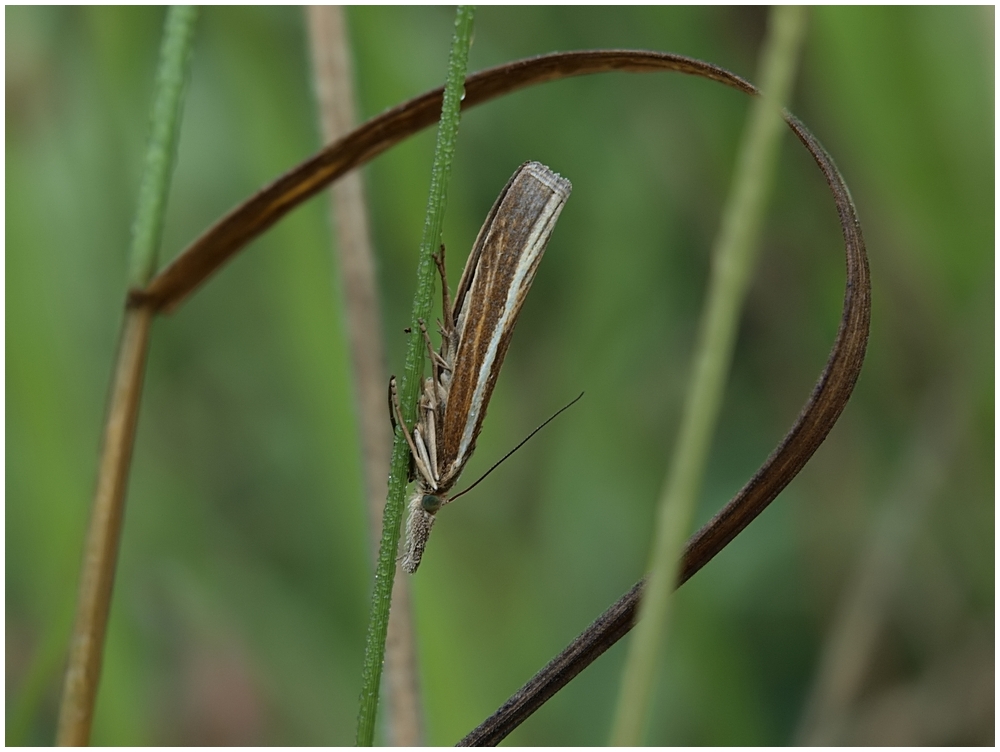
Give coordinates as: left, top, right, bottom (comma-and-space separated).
451, 164, 526, 324
437, 162, 571, 486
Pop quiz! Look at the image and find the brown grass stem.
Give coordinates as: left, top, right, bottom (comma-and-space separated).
56, 6, 198, 743
305, 6, 423, 745
55, 304, 155, 745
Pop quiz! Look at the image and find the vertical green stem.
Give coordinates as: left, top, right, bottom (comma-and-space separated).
609, 6, 807, 745
355, 6, 475, 746
128, 5, 198, 287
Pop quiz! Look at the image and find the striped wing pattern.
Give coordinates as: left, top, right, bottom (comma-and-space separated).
438, 162, 572, 488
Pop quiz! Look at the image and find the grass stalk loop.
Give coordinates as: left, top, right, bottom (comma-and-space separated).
109, 40, 868, 745
609, 6, 808, 745
354, 6, 475, 746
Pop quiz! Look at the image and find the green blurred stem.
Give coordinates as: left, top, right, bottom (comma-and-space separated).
355, 6, 475, 746
609, 6, 806, 745
128, 6, 198, 288
56, 7, 197, 746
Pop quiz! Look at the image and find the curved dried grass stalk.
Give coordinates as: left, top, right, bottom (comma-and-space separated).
459, 85, 871, 751
134, 51, 759, 312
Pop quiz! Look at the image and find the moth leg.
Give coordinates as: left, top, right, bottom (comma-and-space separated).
435, 246, 459, 367
412, 426, 436, 489
434, 244, 454, 339
388, 378, 416, 481
418, 319, 449, 371
422, 391, 439, 483
389, 376, 437, 490
417, 318, 446, 391
417, 320, 448, 467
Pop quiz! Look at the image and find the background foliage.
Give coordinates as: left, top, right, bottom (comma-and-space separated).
6, 6, 993, 745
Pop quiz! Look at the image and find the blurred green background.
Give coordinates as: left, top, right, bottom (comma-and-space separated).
6, 6, 993, 746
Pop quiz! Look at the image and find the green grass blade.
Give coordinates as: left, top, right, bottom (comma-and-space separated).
355, 6, 475, 746
128, 5, 198, 287
609, 6, 807, 745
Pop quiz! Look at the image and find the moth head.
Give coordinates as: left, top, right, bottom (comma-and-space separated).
421, 494, 444, 514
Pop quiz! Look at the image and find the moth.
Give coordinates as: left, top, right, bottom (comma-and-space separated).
391, 161, 572, 573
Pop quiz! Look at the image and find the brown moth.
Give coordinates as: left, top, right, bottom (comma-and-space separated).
391, 161, 572, 573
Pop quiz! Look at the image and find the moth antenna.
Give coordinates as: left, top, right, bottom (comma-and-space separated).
448, 392, 584, 503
